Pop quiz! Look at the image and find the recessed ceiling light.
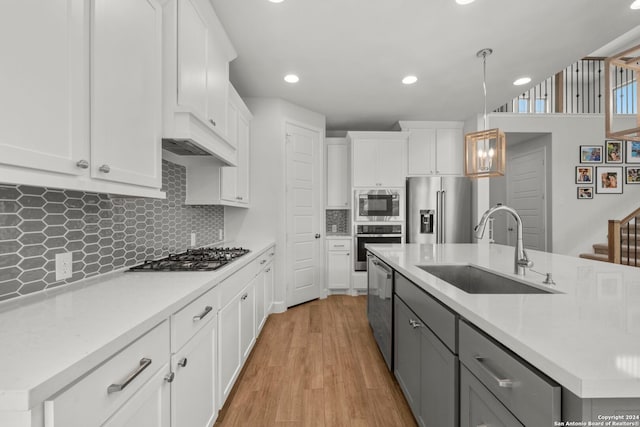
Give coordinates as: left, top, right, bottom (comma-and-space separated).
631, 0, 640, 9
402, 75, 418, 85
455, 0, 476, 5
269, 0, 284, 3
284, 74, 299, 83
513, 77, 532, 86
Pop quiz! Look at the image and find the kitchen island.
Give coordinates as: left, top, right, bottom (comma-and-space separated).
367, 242, 640, 424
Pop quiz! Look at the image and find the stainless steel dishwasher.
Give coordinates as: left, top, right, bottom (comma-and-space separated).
367, 253, 393, 370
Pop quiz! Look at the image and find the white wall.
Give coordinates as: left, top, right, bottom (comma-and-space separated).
487, 113, 639, 256
225, 98, 326, 311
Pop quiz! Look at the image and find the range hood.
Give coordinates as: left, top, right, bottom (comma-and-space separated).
162, 139, 212, 156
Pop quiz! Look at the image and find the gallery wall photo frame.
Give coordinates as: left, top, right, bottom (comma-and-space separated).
575, 166, 593, 184
605, 140, 623, 163
577, 186, 593, 199
596, 166, 623, 194
579, 145, 603, 163
626, 167, 640, 184
627, 141, 640, 163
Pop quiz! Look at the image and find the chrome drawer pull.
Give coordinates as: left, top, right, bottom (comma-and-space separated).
164, 372, 175, 383
178, 357, 188, 368
98, 164, 111, 173
266, 268, 271, 272
473, 355, 514, 388
241, 293, 248, 301
192, 305, 213, 322
260, 260, 267, 265
409, 319, 421, 329
76, 159, 89, 169
107, 358, 152, 393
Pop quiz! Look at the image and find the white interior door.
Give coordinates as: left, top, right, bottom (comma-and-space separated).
285, 122, 322, 307
506, 147, 547, 251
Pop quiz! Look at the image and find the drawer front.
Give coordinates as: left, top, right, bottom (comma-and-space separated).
328, 239, 351, 251
460, 365, 523, 427
459, 321, 561, 426
172, 285, 219, 351
45, 320, 170, 427
219, 256, 262, 308
394, 271, 457, 353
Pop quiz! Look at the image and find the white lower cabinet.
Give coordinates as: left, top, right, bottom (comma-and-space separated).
326, 238, 351, 292
170, 318, 217, 427
44, 321, 170, 427
239, 281, 256, 361
218, 287, 241, 402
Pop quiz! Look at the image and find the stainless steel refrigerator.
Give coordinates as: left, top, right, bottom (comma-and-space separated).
406, 176, 472, 244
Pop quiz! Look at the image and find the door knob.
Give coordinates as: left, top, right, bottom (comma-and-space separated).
315, 233, 321, 239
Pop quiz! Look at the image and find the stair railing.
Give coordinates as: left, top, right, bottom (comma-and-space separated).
608, 207, 640, 266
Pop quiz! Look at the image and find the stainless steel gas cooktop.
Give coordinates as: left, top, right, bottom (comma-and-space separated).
128, 247, 250, 272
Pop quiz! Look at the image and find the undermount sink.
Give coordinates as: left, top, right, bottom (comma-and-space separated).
418, 264, 556, 294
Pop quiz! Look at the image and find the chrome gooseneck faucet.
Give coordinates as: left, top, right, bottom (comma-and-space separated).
474, 203, 533, 275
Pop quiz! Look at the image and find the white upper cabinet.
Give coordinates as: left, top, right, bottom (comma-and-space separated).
91, 0, 163, 189
349, 132, 408, 188
326, 138, 350, 208
161, 0, 237, 165
400, 121, 464, 176
0, 0, 164, 198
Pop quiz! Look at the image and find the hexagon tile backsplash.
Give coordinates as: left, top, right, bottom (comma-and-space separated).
0, 160, 224, 302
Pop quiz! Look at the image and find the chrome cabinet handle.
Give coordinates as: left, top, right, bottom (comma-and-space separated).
99, 164, 111, 173
164, 372, 175, 383
265, 268, 271, 272
473, 355, 514, 388
76, 159, 89, 169
269, 252, 275, 256
178, 357, 188, 368
409, 320, 421, 329
315, 233, 321, 239
209, 119, 216, 127
260, 259, 267, 265
241, 293, 248, 301
192, 306, 213, 322
107, 358, 152, 393
334, 244, 345, 247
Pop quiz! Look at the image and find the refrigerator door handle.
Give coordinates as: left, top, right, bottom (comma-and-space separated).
440, 190, 446, 243
435, 190, 441, 243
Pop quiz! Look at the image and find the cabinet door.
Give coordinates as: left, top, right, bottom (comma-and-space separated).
394, 298, 421, 419
177, 0, 208, 119
171, 319, 217, 427
101, 364, 171, 427
263, 262, 274, 316
352, 140, 378, 187
218, 295, 240, 401
327, 250, 351, 290
326, 142, 349, 207
435, 128, 463, 175
206, 31, 228, 135
91, 0, 162, 188
407, 128, 437, 176
236, 114, 251, 204
419, 319, 458, 427
460, 366, 523, 427
377, 140, 406, 187
255, 269, 265, 333
240, 280, 256, 361
0, 0, 88, 176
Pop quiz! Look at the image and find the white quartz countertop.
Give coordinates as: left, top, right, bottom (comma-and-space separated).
366, 243, 640, 399
0, 241, 275, 412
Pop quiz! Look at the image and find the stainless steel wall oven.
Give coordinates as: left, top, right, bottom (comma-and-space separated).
354, 224, 402, 271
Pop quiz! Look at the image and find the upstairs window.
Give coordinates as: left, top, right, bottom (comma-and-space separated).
614, 80, 637, 114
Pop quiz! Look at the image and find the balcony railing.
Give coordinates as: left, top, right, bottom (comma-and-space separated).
497, 58, 637, 115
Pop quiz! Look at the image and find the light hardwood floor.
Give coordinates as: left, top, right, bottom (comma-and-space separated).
214, 295, 417, 427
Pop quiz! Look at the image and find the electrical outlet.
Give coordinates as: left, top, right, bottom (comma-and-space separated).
55, 252, 73, 281
190, 232, 196, 247
218, 229, 223, 240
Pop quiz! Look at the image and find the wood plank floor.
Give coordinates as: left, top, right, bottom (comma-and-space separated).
214, 295, 417, 427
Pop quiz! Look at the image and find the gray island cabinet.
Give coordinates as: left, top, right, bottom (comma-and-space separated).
366, 244, 640, 427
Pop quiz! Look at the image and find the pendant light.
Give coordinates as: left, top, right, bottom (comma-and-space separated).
464, 48, 506, 178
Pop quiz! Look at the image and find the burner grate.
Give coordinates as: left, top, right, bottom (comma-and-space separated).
128, 247, 250, 272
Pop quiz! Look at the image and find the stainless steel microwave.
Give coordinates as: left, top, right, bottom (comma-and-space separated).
354, 189, 403, 222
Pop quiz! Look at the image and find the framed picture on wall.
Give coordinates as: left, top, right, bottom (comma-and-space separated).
577, 186, 593, 199
579, 145, 602, 163
627, 141, 640, 163
575, 166, 593, 184
626, 167, 640, 184
596, 166, 623, 194
605, 140, 623, 163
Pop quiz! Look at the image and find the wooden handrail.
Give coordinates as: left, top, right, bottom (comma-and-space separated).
620, 206, 640, 225
609, 207, 640, 266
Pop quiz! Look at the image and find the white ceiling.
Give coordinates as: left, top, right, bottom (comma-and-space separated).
210, 0, 640, 131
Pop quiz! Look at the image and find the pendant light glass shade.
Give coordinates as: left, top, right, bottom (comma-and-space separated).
605, 43, 640, 142
464, 48, 506, 178
464, 128, 506, 178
